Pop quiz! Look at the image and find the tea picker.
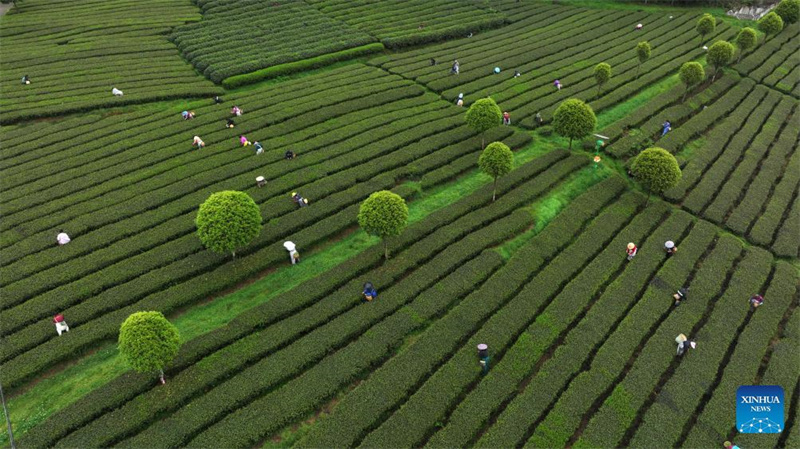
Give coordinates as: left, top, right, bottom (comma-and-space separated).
477, 344, 490, 375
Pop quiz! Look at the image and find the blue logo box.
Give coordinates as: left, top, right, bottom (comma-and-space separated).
737, 385, 784, 434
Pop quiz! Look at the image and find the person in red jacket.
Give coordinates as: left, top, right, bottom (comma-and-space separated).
626, 242, 638, 261
53, 313, 69, 336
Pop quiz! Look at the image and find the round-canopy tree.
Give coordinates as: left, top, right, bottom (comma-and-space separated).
679, 61, 705, 102
196, 190, 262, 258
775, 0, 799, 24
707, 40, 735, 81
552, 98, 596, 150
593, 62, 612, 94
758, 11, 784, 40
358, 190, 408, 260
696, 13, 716, 42
465, 97, 502, 149
118, 311, 180, 384
735, 27, 758, 62
636, 41, 651, 78
478, 142, 514, 202
631, 147, 682, 203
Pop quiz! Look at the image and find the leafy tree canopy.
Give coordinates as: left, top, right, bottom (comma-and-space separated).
196, 191, 262, 257
552, 99, 596, 149
707, 40, 735, 80
759, 11, 784, 38
479, 142, 514, 201
775, 0, 799, 24
632, 147, 682, 195
465, 97, 502, 134
593, 62, 612, 88
636, 41, 652, 63
358, 191, 409, 259
696, 13, 716, 38
679, 61, 705, 87
118, 311, 180, 377
735, 27, 758, 52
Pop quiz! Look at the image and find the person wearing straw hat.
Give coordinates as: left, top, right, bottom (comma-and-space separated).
626, 242, 637, 261
291, 192, 308, 208
723, 441, 740, 449
665, 240, 677, 257
283, 241, 300, 265
675, 334, 696, 356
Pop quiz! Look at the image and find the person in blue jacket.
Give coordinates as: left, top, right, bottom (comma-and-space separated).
362, 282, 377, 302
662, 120, 672, 136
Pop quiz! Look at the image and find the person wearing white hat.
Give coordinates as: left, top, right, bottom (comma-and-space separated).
112, 87, 123, 96
283, 241, 300, 265
626, 242, 637, 260
665, 240, 677, 256
192, 136, 205, 149
456, 93, 464, 107
477, 344, 490, 374
56, 230, 71, 246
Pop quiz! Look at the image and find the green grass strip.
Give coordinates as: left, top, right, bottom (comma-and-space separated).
596, 73, 681, 130
222, 43, 386, 88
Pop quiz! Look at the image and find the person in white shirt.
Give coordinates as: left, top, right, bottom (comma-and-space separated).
112, 87, 123, 96
283, 241, 300, 265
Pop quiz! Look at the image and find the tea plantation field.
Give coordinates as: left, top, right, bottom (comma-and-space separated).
0, 1, 798, 448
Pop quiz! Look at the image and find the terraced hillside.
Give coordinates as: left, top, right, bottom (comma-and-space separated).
1, 1, 799, 448
0, 0, 222, 123
370, 3, 736, 126
736, 25, 800, 96
171, 0, 380, 84
0, 64, 532, 390
307, 0, 508, 48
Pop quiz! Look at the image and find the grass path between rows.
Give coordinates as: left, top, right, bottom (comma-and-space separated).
0, 54, 681, 445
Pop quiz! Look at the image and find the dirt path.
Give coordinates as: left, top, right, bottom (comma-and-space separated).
0, 3, 14, 16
